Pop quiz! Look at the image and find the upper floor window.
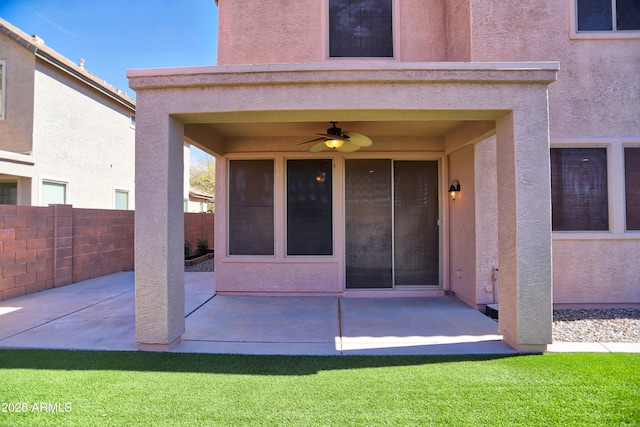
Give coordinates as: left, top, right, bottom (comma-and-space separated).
329, 0, 393, 58
577, 0, 640, 31
551, 148, 609, 231
0, 61, 5, 119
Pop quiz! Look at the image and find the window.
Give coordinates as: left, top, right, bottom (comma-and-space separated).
0, 181, 17, 205
287, 159, 333, 255
329, 0, 393, 58
41, 181, 67, 206
115, 190, 129, 210
0, 60, 5, 119
625, 147, 640, 230
577, 0, 640, 31
228, 160, 274, 255
130, 114, 136, 129
551, 148, 609, 231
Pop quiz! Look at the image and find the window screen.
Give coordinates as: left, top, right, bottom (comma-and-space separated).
287, 159, 333, 255
577, 0, 640, 31
551, 148, 609, 231
624, 147, 640, 230
0, 182, 17, 205
228, 160, 274, 255
329, 0, 393, 57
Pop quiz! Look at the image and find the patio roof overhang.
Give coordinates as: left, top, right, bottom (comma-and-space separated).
128, 61, 558, 156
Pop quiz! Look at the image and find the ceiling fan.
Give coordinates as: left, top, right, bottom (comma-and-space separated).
298, 122, 373, 152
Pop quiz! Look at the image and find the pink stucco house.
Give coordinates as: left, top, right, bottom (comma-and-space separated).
128, 0, 639, 352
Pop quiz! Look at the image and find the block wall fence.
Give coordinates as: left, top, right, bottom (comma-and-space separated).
0, 205, 214, 301
184, 212, 215, 256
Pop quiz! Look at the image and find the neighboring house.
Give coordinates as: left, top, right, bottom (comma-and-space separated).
0, 18, 136, 210
0, 18, 207, 211
182, 143, 214, 213
128, 1, 639, 352
186, 187, 214, 213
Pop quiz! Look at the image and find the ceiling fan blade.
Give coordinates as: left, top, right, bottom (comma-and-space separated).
297, 137, 325, 146
343, 132, 372, 147
336, 141, 362, 152
309, 141, 328, 152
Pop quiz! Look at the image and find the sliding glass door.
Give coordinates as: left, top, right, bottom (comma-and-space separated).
345, 159, 439, 289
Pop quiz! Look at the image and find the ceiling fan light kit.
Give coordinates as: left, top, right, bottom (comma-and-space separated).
299, 122, 373, 152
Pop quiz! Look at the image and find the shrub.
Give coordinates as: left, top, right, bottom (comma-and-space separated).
196, 239, 209, 256
184, 240, 192, 259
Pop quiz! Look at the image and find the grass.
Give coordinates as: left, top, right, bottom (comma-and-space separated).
0, 351, 638, 426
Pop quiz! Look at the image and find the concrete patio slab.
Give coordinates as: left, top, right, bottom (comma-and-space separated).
1, 272, 637, 355
339, 297, 512, 355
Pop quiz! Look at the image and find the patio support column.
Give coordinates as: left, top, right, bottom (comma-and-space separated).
134, 109, 185, 351
495, 92, 553, 352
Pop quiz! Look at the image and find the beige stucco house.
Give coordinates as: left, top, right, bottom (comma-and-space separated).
128, 0, 639, 352
0, 18, 137, 210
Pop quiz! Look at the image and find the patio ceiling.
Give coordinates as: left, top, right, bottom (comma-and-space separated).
200, 120, 465, 139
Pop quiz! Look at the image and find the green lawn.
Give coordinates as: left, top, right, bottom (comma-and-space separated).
0, 351, 638, 426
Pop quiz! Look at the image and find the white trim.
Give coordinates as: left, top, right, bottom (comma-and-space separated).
569, 0, 640, 40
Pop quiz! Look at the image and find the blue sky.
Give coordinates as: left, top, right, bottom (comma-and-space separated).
1, 0, 218, 162
0, 0, 218, 99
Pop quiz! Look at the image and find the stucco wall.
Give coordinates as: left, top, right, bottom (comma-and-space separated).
474, 135, 499, 306
553, 239, 640, 305
469, 0, 640, 138
445, 0, 471, 61
31, 61, 135, 209
400, 0, 447, 61
448, 144, 476, 306
470, 0, 640, 307
217, 0, 451, 64
0, 31, 35, 154
217, 0, 324, 65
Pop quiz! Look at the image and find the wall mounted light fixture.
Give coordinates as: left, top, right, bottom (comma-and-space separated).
449, 180, 461, 201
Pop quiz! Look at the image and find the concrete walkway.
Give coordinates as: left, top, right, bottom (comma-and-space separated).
0, 272, 637, 355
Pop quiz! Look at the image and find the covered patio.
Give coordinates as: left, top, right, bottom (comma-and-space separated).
128, 62, 558, 352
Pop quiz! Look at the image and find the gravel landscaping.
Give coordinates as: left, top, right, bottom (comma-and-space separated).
553, 308, 640, 343
184, 258, 215, 272
184, 259, 639, 344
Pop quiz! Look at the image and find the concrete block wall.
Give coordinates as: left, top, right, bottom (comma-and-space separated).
1, 206, 214, 300
71, 208, 135, 283
0, 205, 56, 300
184, 212, 214, 256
